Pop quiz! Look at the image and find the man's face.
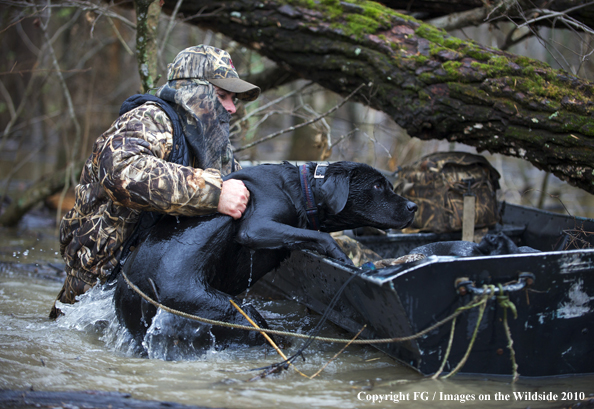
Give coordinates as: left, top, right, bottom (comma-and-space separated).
214, 86, 237, 115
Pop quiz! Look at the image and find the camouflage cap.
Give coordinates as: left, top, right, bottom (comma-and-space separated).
167, 45, 260, 101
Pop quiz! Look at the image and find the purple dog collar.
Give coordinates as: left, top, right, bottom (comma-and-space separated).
299, 163, 324, 230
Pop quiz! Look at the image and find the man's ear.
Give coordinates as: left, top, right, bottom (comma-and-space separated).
319, 174, 350, 215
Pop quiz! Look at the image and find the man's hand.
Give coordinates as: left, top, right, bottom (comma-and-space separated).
218, 179, 250, 219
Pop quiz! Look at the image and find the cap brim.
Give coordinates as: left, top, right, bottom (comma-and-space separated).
208, 78, 261, 101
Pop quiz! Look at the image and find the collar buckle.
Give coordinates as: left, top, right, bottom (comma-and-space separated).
314, 163, 328, 179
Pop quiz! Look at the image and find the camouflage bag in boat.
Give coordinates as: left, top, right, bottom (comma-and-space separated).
393, 151, 501, 233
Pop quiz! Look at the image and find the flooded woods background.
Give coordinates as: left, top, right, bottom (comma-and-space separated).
1, 4, 594, 221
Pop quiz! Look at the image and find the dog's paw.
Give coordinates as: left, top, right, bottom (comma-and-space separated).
328, 247, 354, 266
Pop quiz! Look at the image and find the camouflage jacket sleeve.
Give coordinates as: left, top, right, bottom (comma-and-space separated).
95, 102, 223, 216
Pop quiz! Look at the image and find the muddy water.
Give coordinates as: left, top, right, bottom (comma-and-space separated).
1, 212, 593, 409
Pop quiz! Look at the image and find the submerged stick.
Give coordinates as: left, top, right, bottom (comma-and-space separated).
229, 299, 309, 379
309, 325, 366, 379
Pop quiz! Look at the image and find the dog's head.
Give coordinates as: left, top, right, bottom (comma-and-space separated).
315, 161, 417, 232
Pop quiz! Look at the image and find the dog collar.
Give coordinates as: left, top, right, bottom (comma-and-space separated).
299, 163, 327, 230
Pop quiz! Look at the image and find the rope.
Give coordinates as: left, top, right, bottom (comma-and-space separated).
431, 287, 494, 379
441, 286, 491, 378
497, 283, 520, 382
121, 268, 522, 379
431, 284, 521, 380
120, 268, 472, 345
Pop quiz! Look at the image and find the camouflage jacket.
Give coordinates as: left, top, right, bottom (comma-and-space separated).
60, 102, 228, 285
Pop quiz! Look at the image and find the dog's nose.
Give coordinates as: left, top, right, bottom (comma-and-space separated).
407, 201, 418, 213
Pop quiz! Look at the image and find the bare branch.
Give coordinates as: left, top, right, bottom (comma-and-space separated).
0, 79, 16, 120
107, 16, 134, 56
35, 3, 83, 186
0, 51, 47, 151
428, 6, 490, 31
241, 81, 314, 123
516, 2, 594, 32
235, 83, 367, 152
424, 0, 517, 31
0, 0, 136, 29
158, 0, 184, 59
500, 26, 533, 50
0, 142, 46, 207
179, 6, 224, 23
16, 21, 40, 55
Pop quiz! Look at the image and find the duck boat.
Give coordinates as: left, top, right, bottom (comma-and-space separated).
261, 203, 594, 377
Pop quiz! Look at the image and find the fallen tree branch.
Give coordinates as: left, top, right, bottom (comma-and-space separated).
428, 0, 516, 31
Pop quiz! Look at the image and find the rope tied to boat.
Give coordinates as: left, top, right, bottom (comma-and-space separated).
121, 268, 469, 345
120, 268, 521, 380
431, 284, 520, 382
431, 285, 493, 380
497, 283, 520, 382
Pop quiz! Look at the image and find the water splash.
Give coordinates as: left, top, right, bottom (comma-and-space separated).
55, 281, 139, 356
143, 309, 215, 360
54, 281, 221, 361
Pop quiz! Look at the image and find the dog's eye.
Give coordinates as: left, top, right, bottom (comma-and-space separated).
373, 184, 383, 191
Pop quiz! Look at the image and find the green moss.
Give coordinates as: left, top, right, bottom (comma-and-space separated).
415, 55, 429, 64
428, 44, 447, 56
418, 89, 431, 100
414, 23, 447, 44
287, 0, 415, 38
417, 72, 436, 83
470, 61, 504, 76
464, 47, 491, 61
413, 25, 590, 105
447, 82, 493, 105
489, 55, 508, 66
361, 2, 396, 27
345, 13, 379, 36
444, 36, 464, 49
415, 22, 494, 63
514, 76, 585, 103
442, 60, 462, 75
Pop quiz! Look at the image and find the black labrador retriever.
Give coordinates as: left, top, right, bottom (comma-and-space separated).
114, 161, 417, 358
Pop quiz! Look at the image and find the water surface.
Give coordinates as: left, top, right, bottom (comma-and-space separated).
1, 211, 592, 408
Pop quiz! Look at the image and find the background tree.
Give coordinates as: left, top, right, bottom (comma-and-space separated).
148, 0, 594, 194
0, 0, 593, 227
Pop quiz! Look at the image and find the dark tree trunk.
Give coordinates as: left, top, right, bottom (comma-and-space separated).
0, 162, 83, 227
380, 0, 594, 28
158, 0, 594, 194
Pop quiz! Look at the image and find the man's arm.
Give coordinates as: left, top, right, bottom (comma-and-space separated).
96, 102, 247, 217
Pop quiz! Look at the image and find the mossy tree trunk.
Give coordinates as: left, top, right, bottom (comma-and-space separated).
135, 0, 161, 92
160, 0, 594, 194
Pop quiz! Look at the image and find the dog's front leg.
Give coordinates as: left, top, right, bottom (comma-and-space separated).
237, 220, 353, 265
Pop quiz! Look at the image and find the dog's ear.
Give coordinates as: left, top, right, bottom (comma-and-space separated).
319, 174, 350, 215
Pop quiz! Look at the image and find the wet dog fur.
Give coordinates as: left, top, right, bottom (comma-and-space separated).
114, 161, 417, 358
